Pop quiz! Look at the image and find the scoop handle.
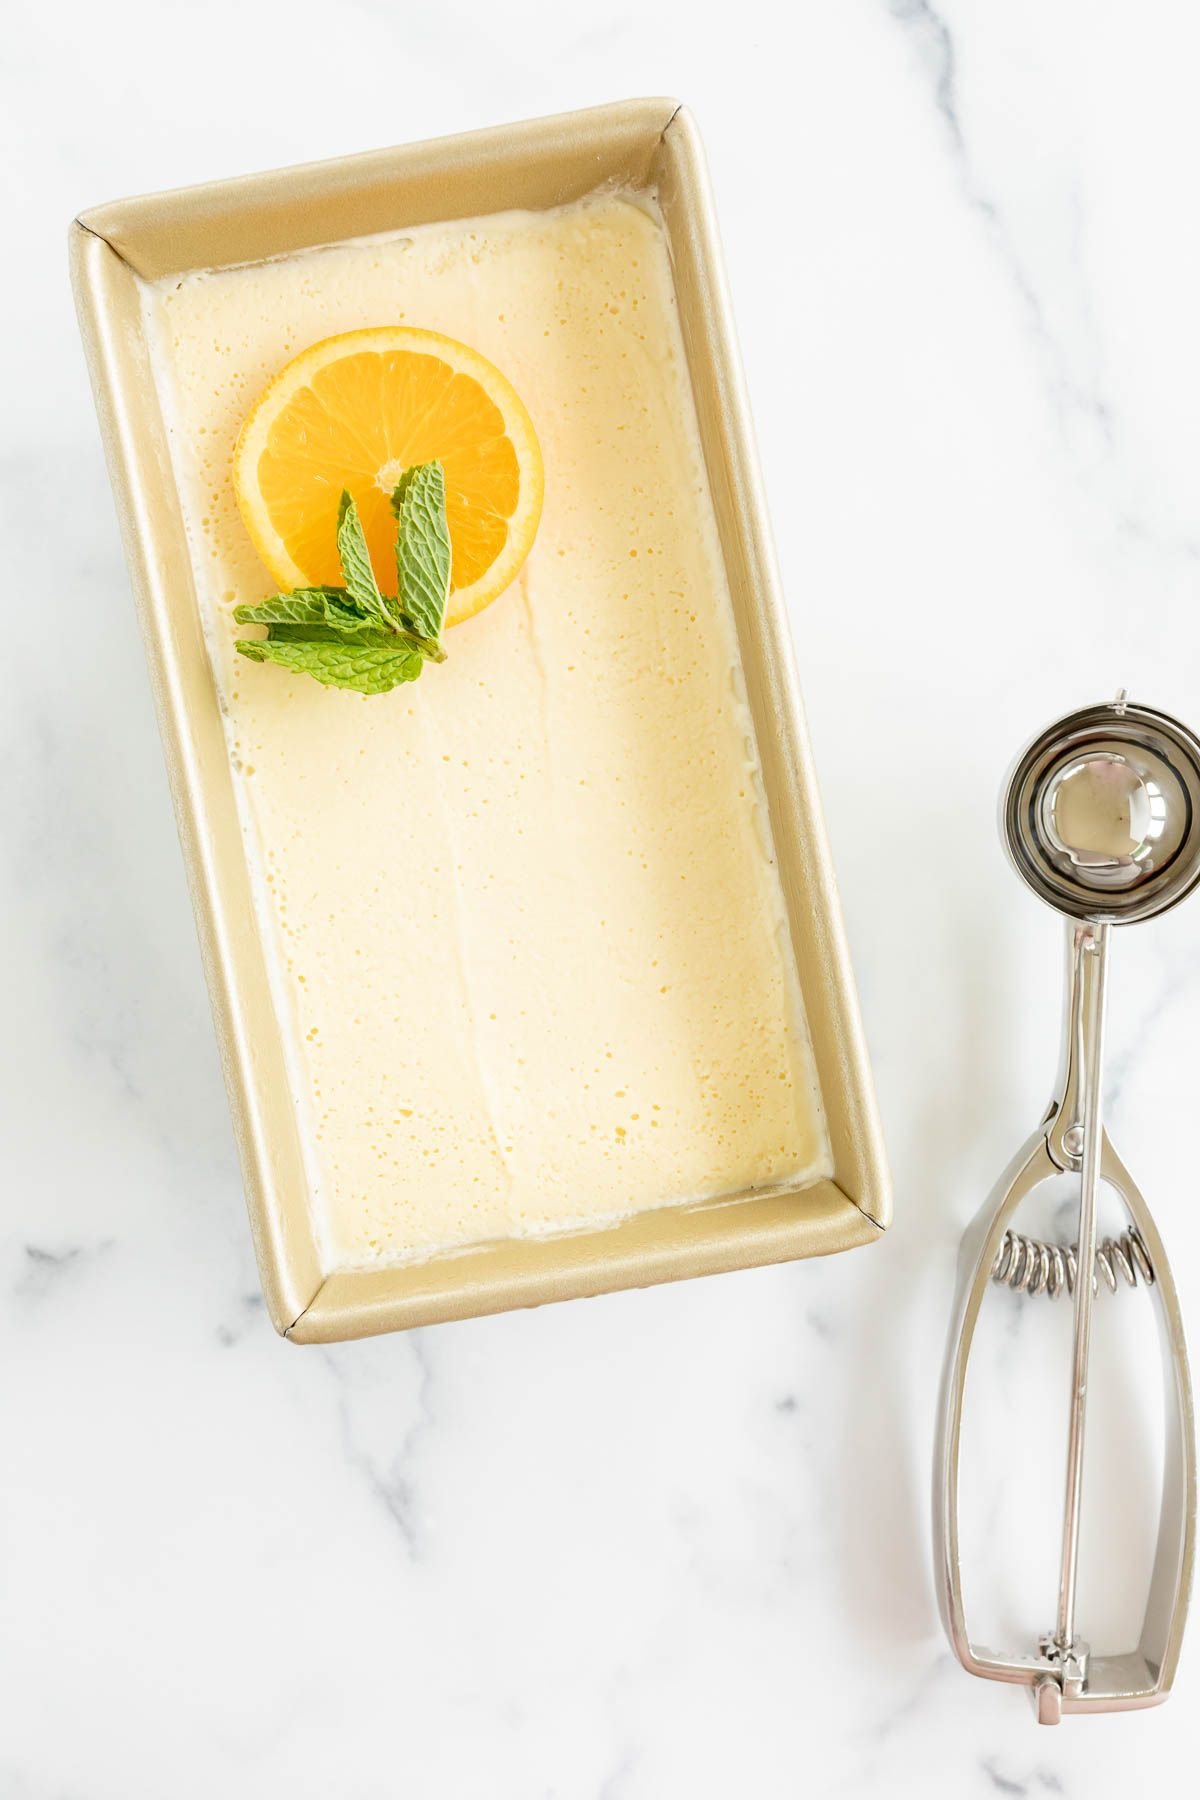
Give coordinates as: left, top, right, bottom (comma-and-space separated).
1053, 920, 1110, 1666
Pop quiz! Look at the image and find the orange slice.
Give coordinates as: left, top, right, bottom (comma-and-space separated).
233, 327, 543, 628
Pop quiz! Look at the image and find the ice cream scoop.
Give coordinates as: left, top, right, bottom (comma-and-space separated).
937, 693, 1200, 1721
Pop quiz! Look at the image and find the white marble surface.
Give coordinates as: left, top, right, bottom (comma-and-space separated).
5, 0, 1200, 1792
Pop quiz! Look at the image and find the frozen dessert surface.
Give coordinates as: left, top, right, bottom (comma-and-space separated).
143, 193, 831, 1267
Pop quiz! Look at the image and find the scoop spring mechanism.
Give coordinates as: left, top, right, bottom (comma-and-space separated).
992, 1223, 1155, 1300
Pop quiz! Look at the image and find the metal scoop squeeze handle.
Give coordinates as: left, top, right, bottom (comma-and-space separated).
936, 696, 1200, 1721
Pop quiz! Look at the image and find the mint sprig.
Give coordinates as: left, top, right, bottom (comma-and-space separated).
235, 461, 452, 694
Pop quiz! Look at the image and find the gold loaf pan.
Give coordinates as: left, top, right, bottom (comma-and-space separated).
70, 98, 890, 1341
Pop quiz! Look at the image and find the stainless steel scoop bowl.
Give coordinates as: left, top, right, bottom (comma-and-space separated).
936, 693, 1200, 1722
1003, 697, 1200, 921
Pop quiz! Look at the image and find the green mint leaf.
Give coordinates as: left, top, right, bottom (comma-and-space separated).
235, 636, 424, 694
388, 465, 419, 516
235, 590, 410, 648
235, 471, 452, 694
251, 623, 400, 646
392, 461, 451, 641
336, 492, 392, 627
236, 597, 444, 659
234, 589, 349, 628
